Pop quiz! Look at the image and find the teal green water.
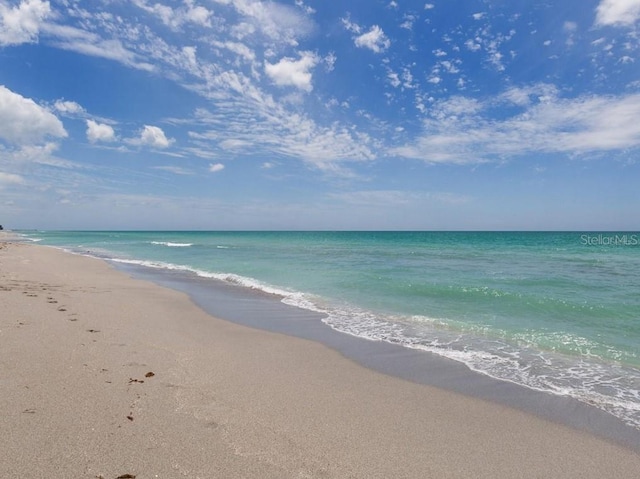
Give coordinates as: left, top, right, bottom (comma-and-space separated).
20, 230, 640, 428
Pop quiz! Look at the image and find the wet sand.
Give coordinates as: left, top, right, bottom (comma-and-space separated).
1, 239, 639, 478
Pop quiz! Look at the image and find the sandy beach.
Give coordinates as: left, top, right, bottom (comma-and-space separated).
1, 238, 639, 478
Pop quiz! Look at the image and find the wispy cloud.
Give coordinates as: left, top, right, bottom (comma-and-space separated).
392, 87, 640, 163
329, 190, 471, 207
132, 0, 213, 30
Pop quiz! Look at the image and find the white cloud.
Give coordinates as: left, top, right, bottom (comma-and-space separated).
229, 0, 314, 46
0, 171, 25, 185
400, 14, 416, 31
0, 0, 51, 46
324, 51, 336, 71
86, 120, 115, 143
265, 51, 319, 91
220, 138, 249, 150
465, 39, 481, 51
341, 16, 361, 34
424, 3, 435, 9
391, 90, 640, 164
153, 165, 192, 175
42, 24, 154, 72
54, 100, 84, 114
209, 162, 225, 173
0, 85, 66, 145
182, 45, 198, 69
133, 0, 212, 30
212, 41, 255, 62
183, 1, 212, 26
387, 71, 401, 88
42, 5, 373, 171
294, 0, 315, 15
189, 97, 376, 172
129, 125, 173, 148
354, 25, 390, 53
595, 0, 640, 26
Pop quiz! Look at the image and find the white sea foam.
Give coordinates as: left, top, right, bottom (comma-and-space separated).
108, 257, 296, 299
320, 308, 640, 430
150, 241, 193, 247
99, 254, 640, 431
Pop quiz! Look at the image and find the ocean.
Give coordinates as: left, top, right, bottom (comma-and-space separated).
19, 230, 640, 430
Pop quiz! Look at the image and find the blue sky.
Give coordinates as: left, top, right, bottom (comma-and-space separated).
0, 0, 639, 230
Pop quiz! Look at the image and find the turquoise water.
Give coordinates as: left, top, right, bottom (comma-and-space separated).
20, 230, 640, 428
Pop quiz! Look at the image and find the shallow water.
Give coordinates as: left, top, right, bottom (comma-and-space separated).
23, 230, 640, 429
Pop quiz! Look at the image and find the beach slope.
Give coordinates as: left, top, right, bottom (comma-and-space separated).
1, 241, 639, 478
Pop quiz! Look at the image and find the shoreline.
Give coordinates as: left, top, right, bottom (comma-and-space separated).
2, 240, 640, 477
119, 258, 640, 453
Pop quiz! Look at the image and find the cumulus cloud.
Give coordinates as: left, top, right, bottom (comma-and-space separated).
86, 120, 115, 143
129, 125, 173, 148
141, 125, 173, 148
209, 162, 225, 173
595, 0, 640, 26
265, 51, 319, 91
0, 0, 51, 46
0, 85, 66, 145
342, 17, 391, 53
54, 99, 84, 114
354, 25, 390, 53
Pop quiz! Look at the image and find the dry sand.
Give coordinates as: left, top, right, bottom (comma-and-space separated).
1, 239, 639, 478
